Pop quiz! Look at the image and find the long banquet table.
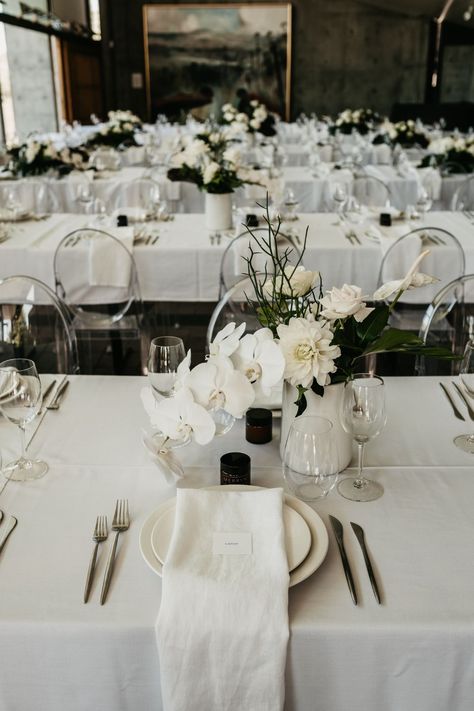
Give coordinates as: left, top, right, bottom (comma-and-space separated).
1, 211, 474, 303
0, 374, 473, 710
0, 164, 467, 213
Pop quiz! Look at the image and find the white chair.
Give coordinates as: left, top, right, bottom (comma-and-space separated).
0, 275, 78, 374
53, 228, 148, 374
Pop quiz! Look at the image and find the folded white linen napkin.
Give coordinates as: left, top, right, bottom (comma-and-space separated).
156, 487, 289, 711
88, 227, 134, 288
419, 167, 442, 200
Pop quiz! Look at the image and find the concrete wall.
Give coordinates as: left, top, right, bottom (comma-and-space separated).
104, 0, 430, 120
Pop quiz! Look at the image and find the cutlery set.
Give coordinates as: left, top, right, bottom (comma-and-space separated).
439, 380, 474, 421
344, 230, 361, 246
84, 499, 130, 605
0, 510, 18, 560
329, 515, 381, 605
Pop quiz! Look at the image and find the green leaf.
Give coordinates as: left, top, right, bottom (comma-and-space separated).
310, 378, 324, 397
362, 328, 422, 355
294, 386, 307, 417
355, 305, 390, 343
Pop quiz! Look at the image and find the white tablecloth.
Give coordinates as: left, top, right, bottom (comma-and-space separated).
0, 164, 461, 214
0, 374, 473, 711
0, 211, 473, 303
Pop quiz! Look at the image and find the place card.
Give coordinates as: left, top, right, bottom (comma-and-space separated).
213, 532, 252, 555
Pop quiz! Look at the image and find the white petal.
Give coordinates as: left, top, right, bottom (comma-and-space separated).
184, 401, 216, 444
222, 370, 255, 417
353, 306, 375, 322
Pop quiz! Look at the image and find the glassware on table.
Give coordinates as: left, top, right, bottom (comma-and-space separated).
338, 373, 386, 502
0, 358, 48, 481
282, 188, 299, 221
332, 182, 348, 223
147, 336, 186, 398
454, 340, 474, 452
282, 416, 339, 502
416, 189, 432, 221
76, 181, 94, 213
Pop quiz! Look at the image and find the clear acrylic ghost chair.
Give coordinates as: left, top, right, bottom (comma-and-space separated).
53, 228, 148, 374
353, 175, 392, 209
416, 274, 474, 375
451, 176, 474, 211
0, 275, 78, 374
107, 177, 161, 218
377, 227, 465, 331
1, 180, 60, 215
372, 226, 465, 375
207, 277, 263, 351
219, 227, 302, 299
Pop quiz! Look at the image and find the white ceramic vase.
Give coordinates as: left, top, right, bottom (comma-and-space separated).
205, 192, 233, 231
280, 380, 353, 473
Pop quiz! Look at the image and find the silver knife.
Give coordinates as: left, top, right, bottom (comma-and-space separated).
439, 383, 465, 421
350, 522, 381, 604
0, 515, 17, 557
47, 378, 69, 410
452, 382, 474, 420
329, 515, 358, 605
26, 379, 57, 450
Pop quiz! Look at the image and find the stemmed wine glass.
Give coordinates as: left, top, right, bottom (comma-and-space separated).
147, 336, 186, 399
282, 416, 339, 501
338, 373, 386, 502
454, 340, 474, 452
0, 358, 48, 481
332, 182, 347, 224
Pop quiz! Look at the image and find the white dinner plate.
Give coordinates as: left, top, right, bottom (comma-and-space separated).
139, 484, 329, 587
150, 501, 311, 572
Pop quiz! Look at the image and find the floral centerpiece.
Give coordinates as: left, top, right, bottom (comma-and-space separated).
221, 100, 276, 137
86, 110, 142, 149
142, 201, 454, 477
330, 108, 382, 136
7, 138, 89, 177
373, 120, 429, 148
419, 136, 474, 174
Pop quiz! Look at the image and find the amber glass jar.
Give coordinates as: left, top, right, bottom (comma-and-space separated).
245, 408, 272, 444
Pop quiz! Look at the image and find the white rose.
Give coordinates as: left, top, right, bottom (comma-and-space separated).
222, 103, 234, 113
223, 112, 235, 122
203, 161, 220, 184
250, 100, 259, 107
264, 266, 319, 298
236, 113, 249, 124
277, 317, 341, 388
43, 143, 57, 159
222, 146, 241, 166
250, 118, 261, 130
254, 107, 267, 121
319, 284, 374, 322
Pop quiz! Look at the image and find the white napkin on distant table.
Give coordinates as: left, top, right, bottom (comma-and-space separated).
88, 227, 134, 288
156, 487, 289, 711
419, 167, 442, 201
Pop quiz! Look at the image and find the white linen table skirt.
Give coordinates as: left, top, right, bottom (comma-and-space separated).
0, 376, 473, 711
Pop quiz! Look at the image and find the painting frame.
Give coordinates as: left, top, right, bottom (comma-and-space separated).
143, 3, 292, 122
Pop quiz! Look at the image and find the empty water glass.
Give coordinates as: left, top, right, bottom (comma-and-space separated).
282, 416, 339, 501
147, 336, 186, 398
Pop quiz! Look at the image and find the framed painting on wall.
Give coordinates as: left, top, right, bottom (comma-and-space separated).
143, 3, 292, 122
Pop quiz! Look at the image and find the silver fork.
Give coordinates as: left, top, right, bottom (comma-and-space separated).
83, 515, 108, 603
100, 500, 130, 605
